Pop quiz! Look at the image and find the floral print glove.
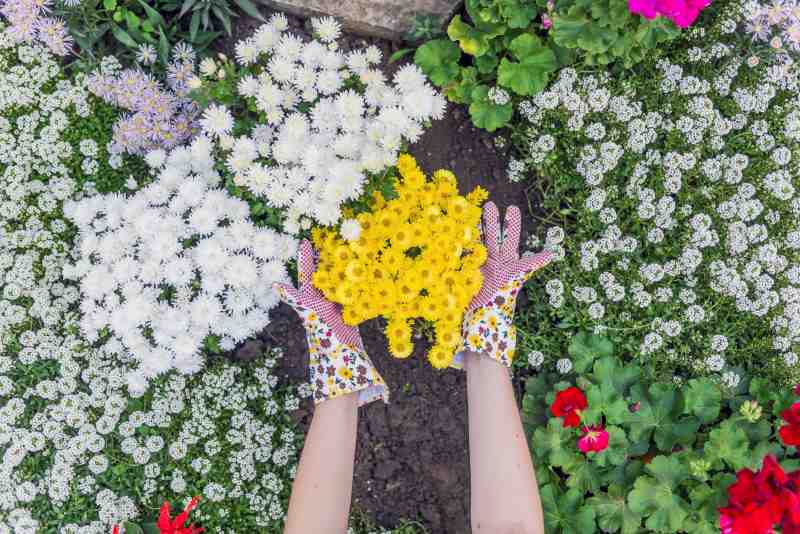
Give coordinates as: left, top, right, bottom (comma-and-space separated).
274, 240, 389, 406
454, 202, 552, 368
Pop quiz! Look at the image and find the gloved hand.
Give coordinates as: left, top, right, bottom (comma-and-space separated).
454, 202, 552, 368
274, 240, 389, 405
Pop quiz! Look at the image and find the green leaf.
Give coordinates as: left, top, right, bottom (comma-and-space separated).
584, 383, 629, 426
533, 417, 578, 468
552, 11, 618, 53
414, 39, 461, 86
136, 0, 166, 28
447, 15, 489, 56
588, 484, 643, 534
475, 52, 498, 74
189, 11, 201, 42
628, 456, 690, 533
565, 454, 602, 493
569, 332, 614, 373
705, 419, 751, 470
212, 5, 232, 35
683, 379, 722, 424
112, 25, 138, 48
654, 416, 700, 452
594, 356, 640, 396
445, 66, 477, 104
468, 85, 513, 131
158, 27, 170, 64
122, 523, 144, 534
233, 0, 265, 22
102, 0, 116, 10
179, 0, 198, 18
541, 485, 596, 534
635, 17, 680, 48
388, 48, 413, 63
126, 11, 141, 30
591, 426, 629, 467
627, 383, 677, 447
141, 524, 159, 534
496, 35, 557, 96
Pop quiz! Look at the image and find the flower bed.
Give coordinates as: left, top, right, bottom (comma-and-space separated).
512, 0, 800, 389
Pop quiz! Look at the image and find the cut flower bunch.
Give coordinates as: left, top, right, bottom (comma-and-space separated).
312, 154, 488, 368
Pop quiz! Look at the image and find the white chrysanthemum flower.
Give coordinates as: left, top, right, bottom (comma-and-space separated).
340, 219, 362, 241
199, 104, 234, 137
312, 16, 342, 43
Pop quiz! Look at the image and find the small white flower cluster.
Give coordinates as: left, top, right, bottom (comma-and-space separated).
516, 3, 800, 385
197, 13, 445, 233
0, 34, 301, 533
64, 135, 298, 394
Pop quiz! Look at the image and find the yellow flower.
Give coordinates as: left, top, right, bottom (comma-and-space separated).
312, 155, 487, 370
428, 345, 453, 369
338, 367, 354, 380
466, 186, 489, 206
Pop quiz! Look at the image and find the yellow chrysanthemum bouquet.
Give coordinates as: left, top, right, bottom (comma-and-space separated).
312, 155, 488, 368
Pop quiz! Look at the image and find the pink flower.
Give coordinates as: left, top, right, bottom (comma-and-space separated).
578, 425, 610, 453
542, 14, 552, 29
628, 0, 711, 28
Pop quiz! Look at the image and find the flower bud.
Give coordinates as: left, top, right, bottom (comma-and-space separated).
740, 400, 762, 423
690, 458, 711, 480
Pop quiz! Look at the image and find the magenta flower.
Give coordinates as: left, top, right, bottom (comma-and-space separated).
578, 425, 610, 453
629, 0, 711, 28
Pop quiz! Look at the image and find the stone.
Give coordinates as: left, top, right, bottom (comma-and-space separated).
260, 0, 463, 41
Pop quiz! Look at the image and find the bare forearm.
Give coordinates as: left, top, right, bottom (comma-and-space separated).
465, 351, 544, 534
284, 392, 359, 534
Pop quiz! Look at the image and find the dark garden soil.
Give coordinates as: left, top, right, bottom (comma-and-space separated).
226, 11, 544, 534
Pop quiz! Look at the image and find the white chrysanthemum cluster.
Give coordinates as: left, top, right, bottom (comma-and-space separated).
64, 136, 297, 393
516, 8, 800, 384
195, 13, 446, 233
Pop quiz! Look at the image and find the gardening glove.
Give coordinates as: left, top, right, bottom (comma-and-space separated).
274, 239, 389, 406
453, 202, 552, 368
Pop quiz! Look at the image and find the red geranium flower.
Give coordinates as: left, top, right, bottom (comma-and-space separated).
158, 497, 203, 534
781, 403, 800, 446
550, 387, 587, 428
720, 456, 800, 534
578, 425, 609, 453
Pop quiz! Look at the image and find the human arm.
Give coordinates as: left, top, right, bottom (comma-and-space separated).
465, 351, 544, 533
456, 202, 551, 533
284, 392, 359, 534
276, 240, 389, 533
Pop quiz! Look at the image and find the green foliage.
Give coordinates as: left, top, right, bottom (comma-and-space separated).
521, 333, 795, 533
57, 0, 259, 70
414, 0, 683, 130
406, 13, 447, 42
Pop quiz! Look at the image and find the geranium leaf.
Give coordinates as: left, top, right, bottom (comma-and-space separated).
447, 15, 490, 56
590, 425, 629, 467
628, 456, 690, 533
541, 485, 596, 534
683, 378, 721, 424
588, 484, 643, 534
654, 416, 700, 451
533, 417, 577, 467
704, 419, 750, 470
569, 332, 614, 373
122, 523, 144, 534
594, 356, 640, 396
413, 39, 461, 86
565, 454, 603, 493
468, 86, 513, 131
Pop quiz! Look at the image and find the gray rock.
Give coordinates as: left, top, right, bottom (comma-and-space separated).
260, 0, 462, 41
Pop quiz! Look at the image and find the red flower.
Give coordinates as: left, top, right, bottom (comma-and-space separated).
157, 497, 203, 534
720, 455, 800, 534
577, 425, 609, 453
794, 384, 800, 396
781, 403, 800, 446
550, 387, 587, 428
